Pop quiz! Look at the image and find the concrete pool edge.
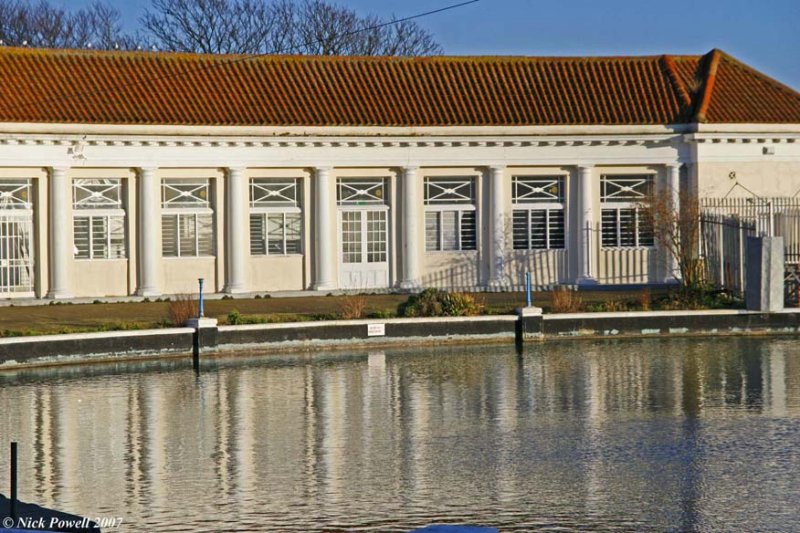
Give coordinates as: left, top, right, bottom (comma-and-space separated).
1, 310, 800, 369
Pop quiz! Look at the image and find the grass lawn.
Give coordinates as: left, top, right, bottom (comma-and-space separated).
0, 289, 669, 337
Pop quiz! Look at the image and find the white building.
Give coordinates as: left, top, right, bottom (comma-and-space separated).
0, 47, 798, 299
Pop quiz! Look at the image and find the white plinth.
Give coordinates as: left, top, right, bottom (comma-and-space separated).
516, 306, 543, 317
186, 317, 218, 329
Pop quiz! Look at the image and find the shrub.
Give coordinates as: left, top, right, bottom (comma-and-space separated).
227, 309, 242, 325
339, 293, 368, 319
550, 287, 583, 313
167, 293, 198, 326
602, 298, 629, 312
398, 288, 483, 317
638, 288, 651, 311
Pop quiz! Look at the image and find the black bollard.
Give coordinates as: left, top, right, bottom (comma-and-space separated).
10, 441, 17, 521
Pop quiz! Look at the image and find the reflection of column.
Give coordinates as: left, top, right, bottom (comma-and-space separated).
47, 166, 72, 298
320, 370, 346, 501
488, 165, 507, 287
768, 348, 786, 417
225, 167, 248, 293
236, 371, 256, 495
576, 164, 596, 283
665, 164, 681, 281
399, 166, 421, 289
313, 167, 336, 290
136, 167, 161, 296
145, 380, 168, 508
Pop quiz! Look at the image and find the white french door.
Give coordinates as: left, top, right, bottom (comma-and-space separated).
338, 208, 389, 289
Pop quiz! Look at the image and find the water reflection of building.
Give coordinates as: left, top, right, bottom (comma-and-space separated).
0, 338, 797, 530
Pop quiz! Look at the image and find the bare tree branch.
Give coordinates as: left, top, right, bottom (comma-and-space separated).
140, 0, 443, 56
0, 0, 133, 49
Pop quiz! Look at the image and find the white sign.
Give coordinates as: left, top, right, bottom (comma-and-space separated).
367, 323, 386, 337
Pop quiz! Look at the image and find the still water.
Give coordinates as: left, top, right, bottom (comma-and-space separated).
1, 337, 799, 532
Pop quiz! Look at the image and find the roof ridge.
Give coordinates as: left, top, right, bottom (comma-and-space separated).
0, 45, 703, 64
659, 54, 692, 109
694, 49, 722, 123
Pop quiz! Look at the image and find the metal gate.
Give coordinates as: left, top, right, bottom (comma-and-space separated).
0, 180, 34, 296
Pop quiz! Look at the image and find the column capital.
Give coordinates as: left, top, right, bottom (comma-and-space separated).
138, 166, 158, 175
227, 166, 246, 175
666, 162, 683, 170
577, 163, 595, 171
314, 166, 333, 173
402, 165, 420, 173
488, 164, 507, 172
49, 165, 69, 174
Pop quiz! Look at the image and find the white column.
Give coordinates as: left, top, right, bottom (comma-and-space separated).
665, 164, 681, 282
313, 166, 336, 290
576, 164, 596, 283
136, 167, 161, 296
399, 166, 421, 289
47, 166, 72, 299
225, 167, 248, 293
488, 165, 507, 287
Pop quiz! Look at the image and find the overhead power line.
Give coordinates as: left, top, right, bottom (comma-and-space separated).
5, 0, 481, 116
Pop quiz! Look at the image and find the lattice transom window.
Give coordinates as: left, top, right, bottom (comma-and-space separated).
337, 178, 387, 205
0, 180, 32, 210
424, 177, 475, 205
600, 175, 653, 202
512, 176, 565, 204
250, 179, 300, 208
162, 179, 210, 208
600, 175, 654, 249
73, 179, 122, 209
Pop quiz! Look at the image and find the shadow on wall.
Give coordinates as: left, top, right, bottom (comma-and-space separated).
596, 247, 659, 284
420, 253, 480, 291
418, 250, 570, 291
504, 250, 568, 290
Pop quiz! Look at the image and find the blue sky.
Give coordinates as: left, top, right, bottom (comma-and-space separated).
63, 0, 800, 89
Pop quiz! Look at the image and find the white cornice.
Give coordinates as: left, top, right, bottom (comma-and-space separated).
0, 133, 681, 150
692, 124, 800, 134
684, 133, 800, 144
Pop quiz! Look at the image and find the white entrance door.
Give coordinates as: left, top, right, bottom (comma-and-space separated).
339, 209, 389, 289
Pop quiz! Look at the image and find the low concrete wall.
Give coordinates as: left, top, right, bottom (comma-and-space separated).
3, 310, 800, 370
216, 316, 518, 348
542, 309, 800, 337
0, 328, 193, 367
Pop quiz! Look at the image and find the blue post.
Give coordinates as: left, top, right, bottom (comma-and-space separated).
525, 271, 532, 307
198, 278, 205, 318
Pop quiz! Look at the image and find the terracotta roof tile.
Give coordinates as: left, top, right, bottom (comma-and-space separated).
0, 47, 797, 127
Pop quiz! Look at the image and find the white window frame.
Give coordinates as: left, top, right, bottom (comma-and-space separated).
512, 176, 566, 251
424, 176, 477, 252
72, 179, 126, 260
250, 178, 303, 256
600, 174, 655, 249
161, 178, 214, 258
